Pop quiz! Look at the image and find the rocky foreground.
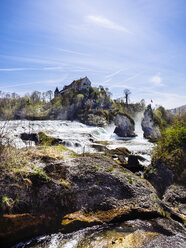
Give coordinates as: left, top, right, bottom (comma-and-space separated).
0, 144, 185, 247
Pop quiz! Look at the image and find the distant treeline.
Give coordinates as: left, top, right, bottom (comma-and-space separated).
0, 86, 145, 122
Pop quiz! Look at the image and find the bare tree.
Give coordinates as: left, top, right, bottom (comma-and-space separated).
46, 90, 53, 101
123, 89, 131, 105
11, 92, 20, 99
30, 91, 41, 102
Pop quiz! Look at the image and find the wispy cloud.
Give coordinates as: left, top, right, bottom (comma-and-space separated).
0, 55, 60, 65
0, 77, 68, 90
106, 70, 123, 78
86, 15, 130, 33
97, 78, 112, 86
0, 68, 28, 72
150, 75, 164, 86
57, 48, 87, 56
124, 73, 142, 82
0, 67, 64, 72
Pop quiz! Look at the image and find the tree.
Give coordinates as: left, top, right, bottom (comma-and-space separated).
11, 92, 20, 99
46, 90, 53, 101
30, 91, 41, 102
123, 89, 131, 105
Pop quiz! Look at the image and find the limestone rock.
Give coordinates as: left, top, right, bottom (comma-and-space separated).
83, 113, 108, 127
114, 114, 135, 137
141, 105, 161, 141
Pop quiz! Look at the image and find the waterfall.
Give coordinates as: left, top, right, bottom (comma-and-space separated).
0, 119, 154, 165
134, 112, 144, 139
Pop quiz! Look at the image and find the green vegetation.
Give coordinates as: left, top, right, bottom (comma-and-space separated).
60, 179, 71, 189
1, 195, 14, 208
0, 85, 144, 123
153, 114, 186, 178
126, 176, 133, 184
153, 106, 173, 130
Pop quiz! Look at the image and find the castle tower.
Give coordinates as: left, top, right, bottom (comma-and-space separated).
54, 87, 59, 98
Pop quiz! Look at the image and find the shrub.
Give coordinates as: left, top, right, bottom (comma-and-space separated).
153, 119, 186, 177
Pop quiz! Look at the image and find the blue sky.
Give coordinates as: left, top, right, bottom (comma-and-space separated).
0, 0, 186, 108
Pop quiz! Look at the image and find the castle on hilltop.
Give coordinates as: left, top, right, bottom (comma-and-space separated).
54, 77, 91, 97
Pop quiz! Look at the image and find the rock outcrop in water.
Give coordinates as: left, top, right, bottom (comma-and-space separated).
141, 105, 161, 141
114, 113, 136, 137
78, 112, 108, 127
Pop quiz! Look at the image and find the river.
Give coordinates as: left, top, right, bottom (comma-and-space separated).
1, 118, 185, 247
0, 113, 153, 166
13, 218, 186, 248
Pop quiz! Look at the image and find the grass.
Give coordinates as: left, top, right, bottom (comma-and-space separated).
126, 176, 133, 184
60, 179, 71, 189
26, 145, 65, 161
1, 195, 14, 208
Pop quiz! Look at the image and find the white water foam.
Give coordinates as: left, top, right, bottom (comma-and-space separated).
0, 117, 154, 165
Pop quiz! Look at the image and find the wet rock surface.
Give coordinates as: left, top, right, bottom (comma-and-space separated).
13, 218, 186, 248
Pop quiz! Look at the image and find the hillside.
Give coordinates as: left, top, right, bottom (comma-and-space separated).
0, 79, 145, 127
169, 104, 186, 115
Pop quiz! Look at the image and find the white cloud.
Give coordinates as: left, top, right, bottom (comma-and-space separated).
86, 15, 130, 33
0, 67, 64, 72
0, 68, 27, 72
0, 77, 68, 90
0, 55, 60, 65
57, 48, 87, 56
150, 75, 164, 86
106, 70, 123, 78
124, 73, 142, 82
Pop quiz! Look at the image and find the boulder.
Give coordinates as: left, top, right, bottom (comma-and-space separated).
141, 105, 161, 141
163, 185, 186, 205
20, 133, 39, 143
125, 155, 145, 173
0, 154, 165, 247
144, 161, 175, 196
20, 132, 63, 146
163, 185, 186, 223
109, 147, 131, 157
114, 114, 135, 137
108, 147, 131, 164
82, 113, 108, 127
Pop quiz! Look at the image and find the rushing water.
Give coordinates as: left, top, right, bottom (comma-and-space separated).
0, 113, 153, 165
13, 219, 186, 248
1, 117, 185, 247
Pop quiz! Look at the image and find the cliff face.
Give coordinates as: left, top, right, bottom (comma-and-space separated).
141, 105, 161, 141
